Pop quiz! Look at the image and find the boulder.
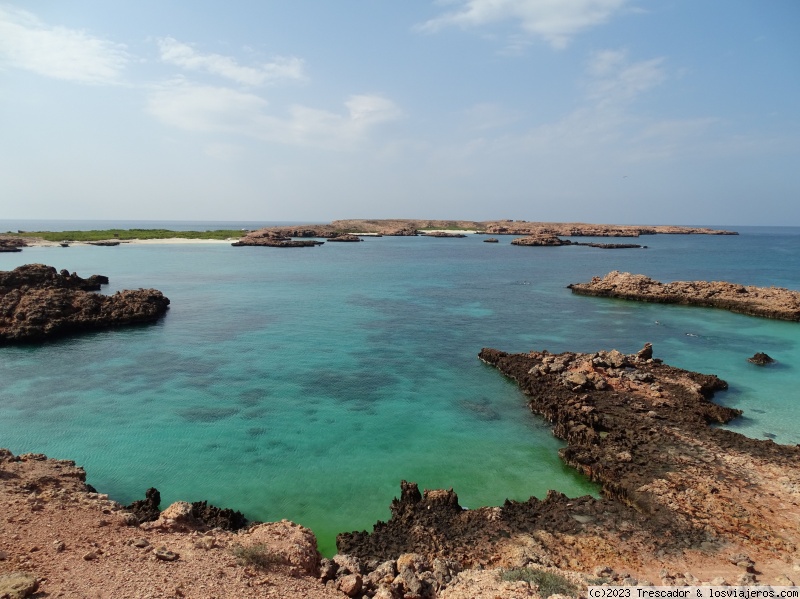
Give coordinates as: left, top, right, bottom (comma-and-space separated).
748, 352, 775, 366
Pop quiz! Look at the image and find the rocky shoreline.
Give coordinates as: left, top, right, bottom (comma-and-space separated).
569, 271, 800, 321
337, 344, 800, 587
0, 264, 170, 344
3, 344, 798, 597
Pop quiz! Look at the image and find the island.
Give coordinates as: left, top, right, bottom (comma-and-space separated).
0, 264, 170, 344
569, 271, 800, 321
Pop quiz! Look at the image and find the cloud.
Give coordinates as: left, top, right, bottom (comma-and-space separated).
146, 81, 401, 148
586, 49, 666, 106
157, 37, 305, 86
419, 0, 630, 49
0, 6, 128, 84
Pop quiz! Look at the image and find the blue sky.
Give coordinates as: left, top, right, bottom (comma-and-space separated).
1, 1, 798, 225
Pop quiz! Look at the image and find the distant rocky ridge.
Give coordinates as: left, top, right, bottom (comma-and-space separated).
569, 271, 800, 321
234, 220, 736, 242
0, 264, 170, 344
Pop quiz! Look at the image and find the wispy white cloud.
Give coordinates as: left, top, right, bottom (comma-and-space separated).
157, 37, 305, 86
586, 49, 666, 106
0, 6, 128, 84
146, 81, 401, 149
419, 0, 630, 49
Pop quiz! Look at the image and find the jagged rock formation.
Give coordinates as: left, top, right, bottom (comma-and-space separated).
0, 264, 169, 344
748, 352, 775, 366
232, 230, 324, 247
569, 271, 800, 321
327, 234, 364, 242
0, 263, 109, 292
0, 237, 27, 252
511, 234, 570, 246
419, 232, 467, 238
338, 345, 800, 580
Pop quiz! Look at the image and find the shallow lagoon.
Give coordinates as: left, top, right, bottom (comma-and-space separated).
1, 225, 798, 554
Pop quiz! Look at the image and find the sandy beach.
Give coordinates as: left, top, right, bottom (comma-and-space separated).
20, 237, 239, 247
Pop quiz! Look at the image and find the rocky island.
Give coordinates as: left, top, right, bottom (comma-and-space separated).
232, 230, 324, 247
569, 271, 800, 321
510, 234, 644, 249
0, 264, 170, 344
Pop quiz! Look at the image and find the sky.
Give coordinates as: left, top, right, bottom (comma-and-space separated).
1, 1, 799, 225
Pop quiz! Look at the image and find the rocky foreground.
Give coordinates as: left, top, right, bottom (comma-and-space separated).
338, 345, 800, 587
0, 264, 170, 344
3, 345, 800, 597
569, 271, 800, 321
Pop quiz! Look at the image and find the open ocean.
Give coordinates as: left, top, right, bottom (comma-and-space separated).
1, 221, 798, 555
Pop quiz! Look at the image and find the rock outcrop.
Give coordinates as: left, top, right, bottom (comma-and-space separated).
511, 234, 570, 246
511, 236, 644, 249
232, 230, 324, 247
419, 232, 467, 238
0, 264, 170, 344
326, 234, 364, 242
338, 345, 800, 582
748, 352, 775, 366
569, 270, 800, 321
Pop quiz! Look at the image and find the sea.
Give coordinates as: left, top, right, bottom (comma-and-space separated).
1, 220, 798, 555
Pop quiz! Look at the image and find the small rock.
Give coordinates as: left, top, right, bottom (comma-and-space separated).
748, 352, 775, 366
737, 573, 756, 585
52, 541, 65, 553
571, 514, 594, 524
337, 573, 363, 597
594, 566, 614, 578
83, 550, 100, 561
154, 547, 179, 562
0, 550, 8, 560
194, 536, 215, 550
319, 558, 339, 581
0, 571, 39, 599
132, 538, 150, 548
710, 577, 727, 586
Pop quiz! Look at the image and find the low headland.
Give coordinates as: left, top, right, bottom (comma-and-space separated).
569, 271, 800, 321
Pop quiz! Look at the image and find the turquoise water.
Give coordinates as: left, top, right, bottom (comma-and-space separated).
1, 226, 798, 554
